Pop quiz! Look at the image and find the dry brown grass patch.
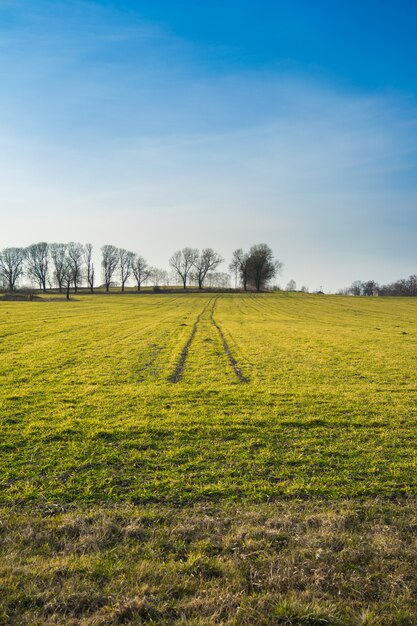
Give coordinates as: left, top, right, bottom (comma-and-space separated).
1, 500, 417, 625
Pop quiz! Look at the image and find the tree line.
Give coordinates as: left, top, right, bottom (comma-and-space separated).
340, 275, 417, 297
0, 242, 281, 295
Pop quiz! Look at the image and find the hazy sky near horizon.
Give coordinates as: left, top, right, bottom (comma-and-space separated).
1, 0, 417, 291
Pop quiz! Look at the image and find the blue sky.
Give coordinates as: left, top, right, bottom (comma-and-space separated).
0, 0, 416, 290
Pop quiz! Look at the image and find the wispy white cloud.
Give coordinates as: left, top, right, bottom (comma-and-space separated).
0, 1, 416, 290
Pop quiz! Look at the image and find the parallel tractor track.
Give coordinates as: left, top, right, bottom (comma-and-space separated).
210, 298, 249, 383
168, 296, 249, 384
168, 299, 214, 383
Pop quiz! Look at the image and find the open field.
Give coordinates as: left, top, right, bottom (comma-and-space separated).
1, 293, 417, 624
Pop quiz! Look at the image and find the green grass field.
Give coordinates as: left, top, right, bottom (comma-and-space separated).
1, 293, 417, 624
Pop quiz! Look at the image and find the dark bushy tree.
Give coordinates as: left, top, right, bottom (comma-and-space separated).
362, 280, 378, 296
230, 244, 282, 291
248, 244, 282, 292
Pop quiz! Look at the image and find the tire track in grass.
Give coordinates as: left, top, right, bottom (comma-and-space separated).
168, 298, 214, 383
211, 297, 250, 383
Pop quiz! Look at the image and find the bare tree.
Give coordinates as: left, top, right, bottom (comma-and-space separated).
149, 267, 168, 287
229, 248, 251, 291
67, 242, 84, 292
373, 274, 417, 296
247, 244, 282, 292
169, 247, 198, 289
207, 271, 231, 289
83, 243, 95, 293
407, 274, 417, 296
26, 242, 49, 292
229, 249, 242, 288
50, 243, 67, 292
194, 248, 223, 289
101, 245, 119, 292
119, 249, 134, 292
0, 247, 25, 291
349, 280, 363, 296
362, 280, 378, 296
286, 279, 297, 292
62, 255, 75, 300
131, 255, 150, 291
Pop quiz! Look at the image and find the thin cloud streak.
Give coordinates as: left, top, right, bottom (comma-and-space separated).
0, 1, 416, 291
